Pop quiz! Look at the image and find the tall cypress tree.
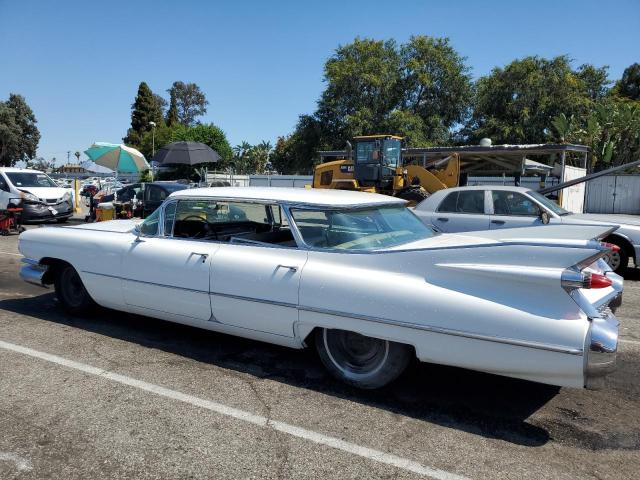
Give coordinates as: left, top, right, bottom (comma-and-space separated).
124, 82, 163, 147
166, 89, 179, 127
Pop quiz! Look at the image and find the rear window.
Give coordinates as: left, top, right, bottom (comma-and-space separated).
437, 191, 485, 214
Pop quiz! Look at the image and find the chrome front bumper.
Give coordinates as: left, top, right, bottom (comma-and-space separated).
584, 311, 619, 390
19, 259, 49, 288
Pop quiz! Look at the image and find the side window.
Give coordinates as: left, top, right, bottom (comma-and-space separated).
118, 187, 133, 202
356, 141, 377, 163
139, 208, 160, 236
147, 186, 167, 202
437, 192, 459, 213
457, 191, 485, 214
0, 175, 8, 192
492, 191, 540, 216
171, 200, 296, 246
437, 191, 485, 214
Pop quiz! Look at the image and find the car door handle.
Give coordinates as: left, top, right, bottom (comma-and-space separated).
436, 217, 449, 222
277, 264, 298, 272
191, 252, 209, 263
491, 220, 505, 225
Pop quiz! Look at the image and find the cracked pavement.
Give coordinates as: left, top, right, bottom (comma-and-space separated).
0, 226, 639, 479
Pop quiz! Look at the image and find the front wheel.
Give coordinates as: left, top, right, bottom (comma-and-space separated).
54, 264, 95, 314
315, 328, 412, 389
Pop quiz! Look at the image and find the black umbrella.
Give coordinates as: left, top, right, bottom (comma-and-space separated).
152, 141, 221, 166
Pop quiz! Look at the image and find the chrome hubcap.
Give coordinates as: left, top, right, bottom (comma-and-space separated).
605, 250, 621, 271
323, 329, 389, 376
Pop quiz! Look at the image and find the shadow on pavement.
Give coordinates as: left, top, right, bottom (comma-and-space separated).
0, 292, 557, 447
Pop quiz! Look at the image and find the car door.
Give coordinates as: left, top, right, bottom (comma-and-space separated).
489, 190, 544, 230
431, 189, 490, 232
208, 202, 308, 338
121, 201, 217, 321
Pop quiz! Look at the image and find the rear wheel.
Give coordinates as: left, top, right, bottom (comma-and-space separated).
603, 238, 629, 273
315, 328, 411, 389
54, 264, 95, 314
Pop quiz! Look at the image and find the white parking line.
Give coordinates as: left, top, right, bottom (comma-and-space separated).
0, 339, 469, 480
620, 338, 640, 346
0, 251, 21, 257
0, 451, 32, 472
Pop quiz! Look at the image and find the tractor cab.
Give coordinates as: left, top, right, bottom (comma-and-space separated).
352, 135, 402, 189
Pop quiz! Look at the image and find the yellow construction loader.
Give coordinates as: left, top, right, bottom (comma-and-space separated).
312, 135, 460, 202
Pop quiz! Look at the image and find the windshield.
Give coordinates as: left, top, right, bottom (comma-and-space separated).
6, 172, 57, 188
291, 205, 435, 250
527, 190, 570, 216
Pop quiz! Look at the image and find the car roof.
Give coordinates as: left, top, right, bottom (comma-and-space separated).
446, 185, 532, 193
0, 167, 45, 174
169, 186, 406, 207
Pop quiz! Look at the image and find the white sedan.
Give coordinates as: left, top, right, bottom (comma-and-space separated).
19, 187, 621, 390
414, 185, 640, 273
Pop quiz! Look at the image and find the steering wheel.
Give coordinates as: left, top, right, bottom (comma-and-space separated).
180, 215, 210, 239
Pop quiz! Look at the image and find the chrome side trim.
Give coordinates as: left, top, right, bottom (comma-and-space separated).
82, 271, 210, 295
299, 304, 583, 355
81, 272, 583, 355
210, 291, 298, 309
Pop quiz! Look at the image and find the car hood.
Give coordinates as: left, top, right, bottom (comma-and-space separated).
18, 187, 68, 200
566, 213, 640, 227
66, 219, 139, 233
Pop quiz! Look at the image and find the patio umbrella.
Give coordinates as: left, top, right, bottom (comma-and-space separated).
152, 141, 221, 166
84, 142, 149, 173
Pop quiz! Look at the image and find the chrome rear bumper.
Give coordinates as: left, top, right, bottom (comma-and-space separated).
584, 312, 619, 390
19, 259, 49, 288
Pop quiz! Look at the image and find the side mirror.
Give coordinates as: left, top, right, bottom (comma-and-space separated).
540, 210, 550, 224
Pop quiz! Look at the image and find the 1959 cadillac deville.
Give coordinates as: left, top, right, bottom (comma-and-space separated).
18, 187, 622, 390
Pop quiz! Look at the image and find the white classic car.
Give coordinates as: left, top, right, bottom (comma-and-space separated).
413, 185, 640, 273
19, 187, 622, 390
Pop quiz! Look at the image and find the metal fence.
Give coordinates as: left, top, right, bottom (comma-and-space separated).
585, 175, 640, 214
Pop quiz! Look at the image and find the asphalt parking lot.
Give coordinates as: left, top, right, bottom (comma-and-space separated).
0, 224, 639, 480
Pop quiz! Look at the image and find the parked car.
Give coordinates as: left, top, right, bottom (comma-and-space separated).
0, 168, 73, 223
413, 185, 640, 273
18, 187, 621, 390
115, 181, 189, 218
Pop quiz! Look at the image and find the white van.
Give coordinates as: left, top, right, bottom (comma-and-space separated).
0, 168, 74, 223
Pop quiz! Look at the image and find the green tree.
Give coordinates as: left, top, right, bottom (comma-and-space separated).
550, 99, 640, 169
615, 63, 640, 101
143, 123, 232, 180
467, 56, 607, 144
276, 36, 473, 173
576, 64, 611, 100
166, 89, 179, 126
167, 81, 208, 126
0, 94, 40, 167
123, 82, 164, 147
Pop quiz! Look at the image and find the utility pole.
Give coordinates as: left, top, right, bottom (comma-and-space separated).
149, 121, 157, 181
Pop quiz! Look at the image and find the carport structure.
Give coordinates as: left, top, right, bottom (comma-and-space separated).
402, 143, 590, 177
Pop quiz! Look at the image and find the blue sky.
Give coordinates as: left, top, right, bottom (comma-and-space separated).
1, 0, 638, 164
